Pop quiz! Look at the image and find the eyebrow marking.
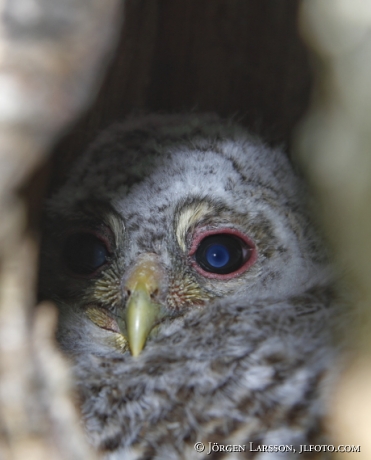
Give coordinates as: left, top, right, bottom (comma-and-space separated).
175, 202, 213, 251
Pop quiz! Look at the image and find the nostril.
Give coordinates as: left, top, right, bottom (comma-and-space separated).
150, 288, 159, 300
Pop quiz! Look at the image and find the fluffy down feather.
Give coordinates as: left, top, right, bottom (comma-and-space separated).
39, 114, 340, 459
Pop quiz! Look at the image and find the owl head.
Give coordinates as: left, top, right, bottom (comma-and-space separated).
39, 114, 328, 357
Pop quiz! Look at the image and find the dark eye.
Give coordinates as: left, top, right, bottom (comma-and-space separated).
62, 232, 109, 275
195, 234, 251, 275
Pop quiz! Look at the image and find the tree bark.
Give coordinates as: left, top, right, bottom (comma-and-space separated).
0, 0, 122, 458
52, 0, 311, 187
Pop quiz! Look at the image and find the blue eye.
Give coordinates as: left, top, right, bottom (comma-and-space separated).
205, 244, 230, 268
195, 234, 250, 275
63, 232, 109, 275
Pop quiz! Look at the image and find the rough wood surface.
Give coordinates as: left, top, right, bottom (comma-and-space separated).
0, 0, 122, 458
297, 0, 371, 457
52, 0, 311, 187
8, 1, 368, 458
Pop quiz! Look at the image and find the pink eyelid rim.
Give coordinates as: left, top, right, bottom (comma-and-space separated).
189, 228, 258, 280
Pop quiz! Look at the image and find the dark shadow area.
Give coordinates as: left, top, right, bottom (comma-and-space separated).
50, 0, 311, 190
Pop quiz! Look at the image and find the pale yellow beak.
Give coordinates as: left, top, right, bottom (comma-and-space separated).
123, 254, 164, 357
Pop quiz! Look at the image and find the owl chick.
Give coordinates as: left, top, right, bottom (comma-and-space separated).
39, 114, 338, 459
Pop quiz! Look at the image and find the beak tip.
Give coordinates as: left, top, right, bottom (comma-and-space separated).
128, 336, 145, 357
130, 347, 141, 358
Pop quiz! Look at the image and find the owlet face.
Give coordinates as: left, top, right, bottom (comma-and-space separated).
39, 114, 326, 358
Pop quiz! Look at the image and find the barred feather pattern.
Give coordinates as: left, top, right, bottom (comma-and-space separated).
39, 114, 341, 459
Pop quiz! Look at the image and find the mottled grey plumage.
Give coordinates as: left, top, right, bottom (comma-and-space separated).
40, 114, 338, 459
